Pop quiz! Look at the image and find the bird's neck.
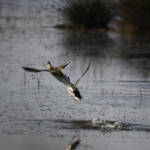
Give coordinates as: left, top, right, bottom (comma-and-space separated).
48, 63, 51, 68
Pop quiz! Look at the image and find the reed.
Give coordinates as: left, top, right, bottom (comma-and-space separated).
63, 0, 115, 30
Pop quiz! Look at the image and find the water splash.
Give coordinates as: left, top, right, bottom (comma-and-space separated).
72, 117, 133, 130
91, 117, 131, 130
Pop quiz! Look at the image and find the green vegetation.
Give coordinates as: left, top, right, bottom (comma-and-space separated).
63, 0, 115, 30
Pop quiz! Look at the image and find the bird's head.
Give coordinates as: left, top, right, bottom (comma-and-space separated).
44, 61, 51, 68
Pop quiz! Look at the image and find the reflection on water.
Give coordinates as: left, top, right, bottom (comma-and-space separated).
65, 136, 80, 150
63, 31, 150, 81
0, 0, 150, 150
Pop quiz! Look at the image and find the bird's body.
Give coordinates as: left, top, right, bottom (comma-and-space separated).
22, 56, 90, 102
54, 74, 82, 102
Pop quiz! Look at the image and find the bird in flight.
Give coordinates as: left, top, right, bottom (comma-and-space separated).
23, 56, 90, 102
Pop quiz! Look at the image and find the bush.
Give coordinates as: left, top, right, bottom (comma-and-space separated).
119, 0, 150, 34
63, 0, 115, 29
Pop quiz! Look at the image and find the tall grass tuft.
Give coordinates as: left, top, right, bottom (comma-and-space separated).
119, 0, 150, 35
63, 0, 115, 30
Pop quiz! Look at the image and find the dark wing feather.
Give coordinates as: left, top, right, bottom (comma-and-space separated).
74, 62, 90, 87
23, 67, 49, 73
57, 55, 78, 71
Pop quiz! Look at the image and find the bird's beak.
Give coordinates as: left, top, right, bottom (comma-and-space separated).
44, 62, 46, 66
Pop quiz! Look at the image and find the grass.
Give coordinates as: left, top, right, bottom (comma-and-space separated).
118, 0, 150, 36
63, 0, 115, 30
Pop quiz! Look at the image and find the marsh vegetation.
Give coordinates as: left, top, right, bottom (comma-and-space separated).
118, 0, 150, 36
63, 0, 115, 30
55, 0, 150, 36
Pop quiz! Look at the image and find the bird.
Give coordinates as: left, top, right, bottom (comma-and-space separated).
22, 56, 90, 102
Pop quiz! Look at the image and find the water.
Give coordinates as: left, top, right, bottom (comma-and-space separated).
0, 0, 150, 150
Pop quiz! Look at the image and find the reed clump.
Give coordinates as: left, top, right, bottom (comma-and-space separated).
63, 0, 115, 30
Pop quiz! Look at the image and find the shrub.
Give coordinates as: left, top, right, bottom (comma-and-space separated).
63, 0, 115, 29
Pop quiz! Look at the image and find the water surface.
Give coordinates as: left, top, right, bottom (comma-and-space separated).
0, 0, 150, 150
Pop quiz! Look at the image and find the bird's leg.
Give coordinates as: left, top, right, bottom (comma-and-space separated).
74, 98, 78, 102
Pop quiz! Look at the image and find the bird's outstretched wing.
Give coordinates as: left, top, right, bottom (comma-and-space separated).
22, 67, 49, 73
57, 55, 78, 71
74, 62, 90, 87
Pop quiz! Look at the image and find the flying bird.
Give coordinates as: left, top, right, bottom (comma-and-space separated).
22, 56, 90, 102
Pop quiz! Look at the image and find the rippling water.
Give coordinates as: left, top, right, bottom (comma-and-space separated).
0, 0, 150, 150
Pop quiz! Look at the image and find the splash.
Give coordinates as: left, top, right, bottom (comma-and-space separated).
91, 117, 132, 130
72, 117, 133, 130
